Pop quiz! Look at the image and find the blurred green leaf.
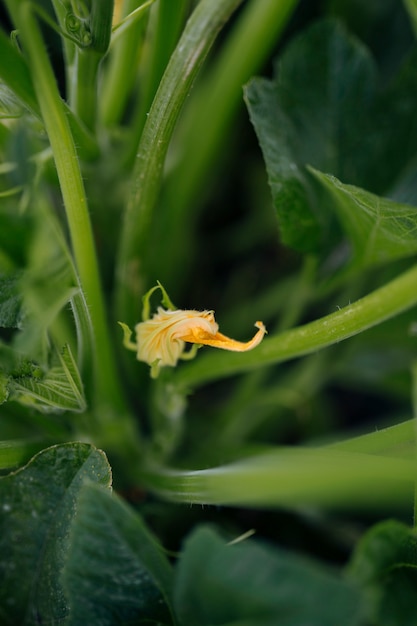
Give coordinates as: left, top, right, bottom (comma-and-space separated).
0, 272, 23, 329
7, 343, 86, 413
0, 438, 50, 470
348, 520, 417, 626
63, 483, 174, 625
0, 82, 25, 118
174, 525, 366, 626
0, 442, 111, 626
0, 27, 39, 116
12, 208, 78, 362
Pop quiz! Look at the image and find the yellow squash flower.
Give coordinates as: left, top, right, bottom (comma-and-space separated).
119, 283, 266, 377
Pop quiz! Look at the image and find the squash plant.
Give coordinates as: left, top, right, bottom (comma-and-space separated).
0, 0, 417, 624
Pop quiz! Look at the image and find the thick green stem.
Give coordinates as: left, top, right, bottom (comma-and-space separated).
123, 0, 190, 163
115, 0, 244, 325
174, 262, 417, 389
141, 419, 415, 508
141, 445, 415, 508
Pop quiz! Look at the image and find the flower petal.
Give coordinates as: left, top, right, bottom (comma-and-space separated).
180, 321, 267, 352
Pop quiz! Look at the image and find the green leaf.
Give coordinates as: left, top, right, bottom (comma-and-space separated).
0, 81, 25, 118
244, 18, 377, 254
348, 520, 417, 626
0, 272, 24, 329
174, 525, 366, 626
0, 442, 111, 626
0, 438, 50, 470
310, 168, 417, 268
0, 27, 39, 116
63, 483, 174, 625
7, 344, 87, 413
244, 19, 417, 265
12, 208, 78, 362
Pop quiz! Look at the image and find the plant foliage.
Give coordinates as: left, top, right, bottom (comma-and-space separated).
0, 0, 416, 623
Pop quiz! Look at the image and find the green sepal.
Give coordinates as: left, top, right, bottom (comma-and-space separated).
142, 280, 176, 321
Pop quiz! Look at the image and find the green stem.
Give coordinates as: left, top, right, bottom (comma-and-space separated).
100, 0, 149, 128
159, 0, 299, 290
141, 446, 415, 508
8, 2, 129, 424
70, 49, 102, 130
115, 0, 245, 326
123, 0, 190, 164
214, 256, 318, 445
68, 0, 113, 130
174, 262, 417, 389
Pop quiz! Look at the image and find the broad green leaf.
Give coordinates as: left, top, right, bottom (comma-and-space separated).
0, 272, 23, 329
7, 344, 86, 413
0, 442, 111, 626
310, 168, 417, 268
348, 520, 417, 626
244, 19, 377, 254
245, 19, 417, 265
63, 483, 174, 625
174, 525, 365, 626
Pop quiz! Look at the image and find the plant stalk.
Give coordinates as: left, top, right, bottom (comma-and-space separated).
174, 262, 417, 389
115, 0, 244, 326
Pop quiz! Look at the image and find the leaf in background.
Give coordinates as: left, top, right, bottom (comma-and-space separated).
0, 27, 39, 116
174, 525, 366, 626
0, 272, 24, 329
244, 19, 417, 267
12, 207, 78, 362
7, 343, 87, 413
244, 18, 377, 255
0, 81, 25, 118
63, 483, 174, 625
310, 169, 417, 268
348, 520, 417, 626
0, 442, 112, 626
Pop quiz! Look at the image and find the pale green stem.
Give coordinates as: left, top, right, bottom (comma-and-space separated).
100, 0, 149, 127
141, 446, 415, 509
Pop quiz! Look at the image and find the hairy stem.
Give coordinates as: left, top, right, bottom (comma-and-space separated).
174, 262, 417, 389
